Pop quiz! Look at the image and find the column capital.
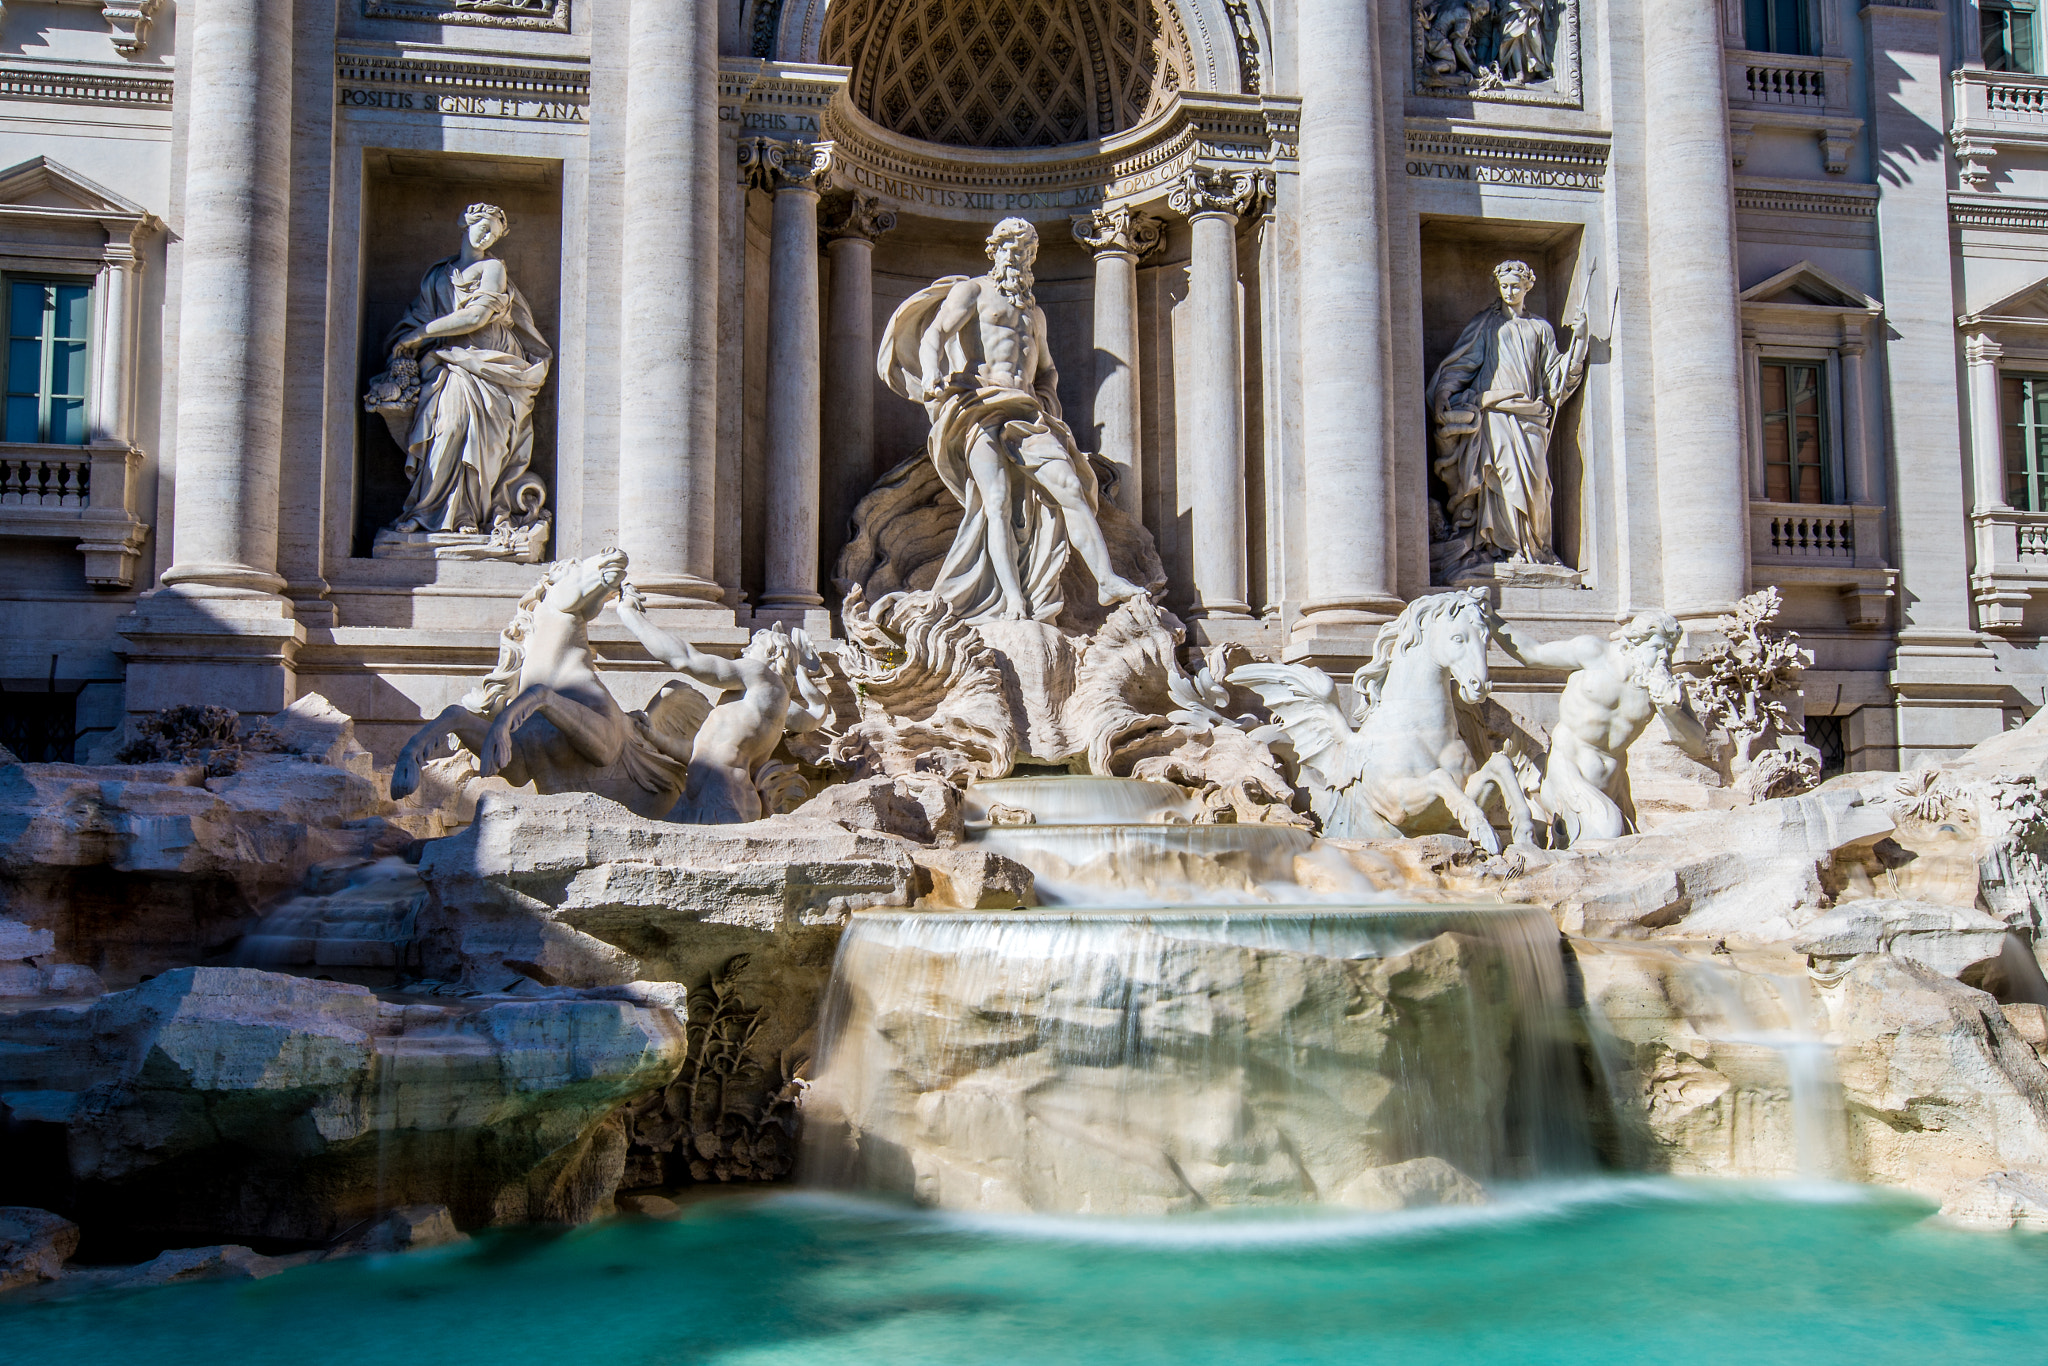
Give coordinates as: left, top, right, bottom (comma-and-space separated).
1966, 331, 2005, 366
819, 190, 896, 244
1071, 204, 1165, 261
739, 137, 832, 195
1168, 168, 1270, 223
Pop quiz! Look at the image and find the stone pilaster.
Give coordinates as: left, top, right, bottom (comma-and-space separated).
745, 138, 831, 622
1169, 170, 1267, 623
820, 191, 895, 588
1641, 0, 1749, 627
1072, 204, 1164, 519
618, 0, 723, 608
122, 0, 302, 719
1864, 0, 2006, 758
1291, 0, 1401, 654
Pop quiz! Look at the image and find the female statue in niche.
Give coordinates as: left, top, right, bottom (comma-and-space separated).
1427, 258, 1589, 583
365, 202, 553, 561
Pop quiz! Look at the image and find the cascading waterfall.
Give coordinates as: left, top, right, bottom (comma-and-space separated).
802, 905, 1589, 1214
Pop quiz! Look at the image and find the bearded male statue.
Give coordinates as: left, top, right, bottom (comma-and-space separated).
877, 217, 1148, 624
1492, 612, 1709, 844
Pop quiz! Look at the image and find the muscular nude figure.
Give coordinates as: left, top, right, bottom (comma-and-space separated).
1493, 611, 1710, 843
879, 217, 1147, 623
616, 585, 830, 824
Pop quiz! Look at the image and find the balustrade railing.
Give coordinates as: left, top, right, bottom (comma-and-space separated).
1986, 79, 2048, 123
2018, 519, 2048, 560
1759, 505, 1855, 561
0, 452, 89, 508
1743, 61, 1827, 108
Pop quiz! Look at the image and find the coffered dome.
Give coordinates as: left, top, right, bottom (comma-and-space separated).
821, 0, 1196, 149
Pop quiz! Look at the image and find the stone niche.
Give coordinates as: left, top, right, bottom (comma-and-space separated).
1418, 215, 1590, 579
352, 151, 563, 558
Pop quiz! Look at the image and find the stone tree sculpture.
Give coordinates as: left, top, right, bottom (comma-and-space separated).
876, 216, 1148, 624
364, 202, 554, 563
1428, 258, 1589, 585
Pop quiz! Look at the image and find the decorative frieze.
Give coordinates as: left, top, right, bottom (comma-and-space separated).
362, 0, 570, 34
1952, 197, 2048, 233
334, 52, 588, 123
0, 65, 171, 110
1733, 179, 1878, 219
1411, 0, 1583, 109
1402, 125, 1607, 192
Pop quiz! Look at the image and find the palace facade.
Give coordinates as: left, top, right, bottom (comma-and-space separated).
0, 0, 2035, 771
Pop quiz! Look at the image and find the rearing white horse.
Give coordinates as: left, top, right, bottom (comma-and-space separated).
1231, 589, 1536, 853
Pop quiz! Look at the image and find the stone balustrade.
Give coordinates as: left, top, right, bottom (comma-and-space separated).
0, 442, 148, 587
1950, 69, 2048, 185
1724, 50, 1860, 173
1972, 506, 2048, 630
1749, 500, 1894, 629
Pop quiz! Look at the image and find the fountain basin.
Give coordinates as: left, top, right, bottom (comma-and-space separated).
803, 906, 1581, 1215
972, 823, 1317, 901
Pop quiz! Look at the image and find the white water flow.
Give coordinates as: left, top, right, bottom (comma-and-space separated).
1578, 940, 1848, 1181
803, 906, 1589, 1214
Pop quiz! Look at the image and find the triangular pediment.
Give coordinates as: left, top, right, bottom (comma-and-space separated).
1740, 260, 1881, 313
1965, 275, 2048, 325
0, 156, 149, 219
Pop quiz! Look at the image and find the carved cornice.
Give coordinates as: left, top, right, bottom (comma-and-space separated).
1071, 204, 1166, 260
363, 0, 571, 33
0, 64, 171, 110
101, 0, 162, 53
821, 89, 1300, 224
740, 137, 831, 194
1734, 178, 1878, 218
819, 190, 896, 243
1952, 197, 2048, 232
1167, 166, 1269, 221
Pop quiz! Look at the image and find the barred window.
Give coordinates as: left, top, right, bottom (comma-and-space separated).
4, 278, 90, 445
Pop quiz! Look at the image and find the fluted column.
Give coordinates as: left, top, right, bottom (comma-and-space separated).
1171, 170, 1265, 621
618, 0, 721, 606
1294, 0, 1399, 638
820, 191, 895, 583
715, 85, 748, 606
1642, 0, 1749, 621
160, 0, 293, 597
1072, 205, 1163, 517
745, 138, 830, 614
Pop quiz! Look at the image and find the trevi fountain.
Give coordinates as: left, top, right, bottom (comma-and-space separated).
5, 0, 2048, 1361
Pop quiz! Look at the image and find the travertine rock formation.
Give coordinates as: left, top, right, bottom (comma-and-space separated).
0, 966, 686, 1243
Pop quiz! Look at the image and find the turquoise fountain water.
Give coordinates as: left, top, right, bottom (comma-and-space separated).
4, 1185, 2044, 1365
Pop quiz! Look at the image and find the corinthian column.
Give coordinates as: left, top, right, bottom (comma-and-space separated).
819, 191, 895, 582
160, 0, 293, 598
1072, 204, 1163, 517
1294, 0, 1400, 642
618, 0, 721, 607
744, 138, 831, 615
1170, 170, 1266, 621
1642, 0, 1748, 622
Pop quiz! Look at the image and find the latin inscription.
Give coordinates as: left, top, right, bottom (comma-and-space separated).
339, 86, 587, 123
845, 161, 1104, 213
1404, 159, 1602, 191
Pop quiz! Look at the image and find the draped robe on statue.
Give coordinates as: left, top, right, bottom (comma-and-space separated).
1428, 303, 1582, 566
384, 258, 553, 535
877, 276, 1104, 624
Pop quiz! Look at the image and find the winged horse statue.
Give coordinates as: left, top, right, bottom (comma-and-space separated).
1229, 589, 1538, 853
